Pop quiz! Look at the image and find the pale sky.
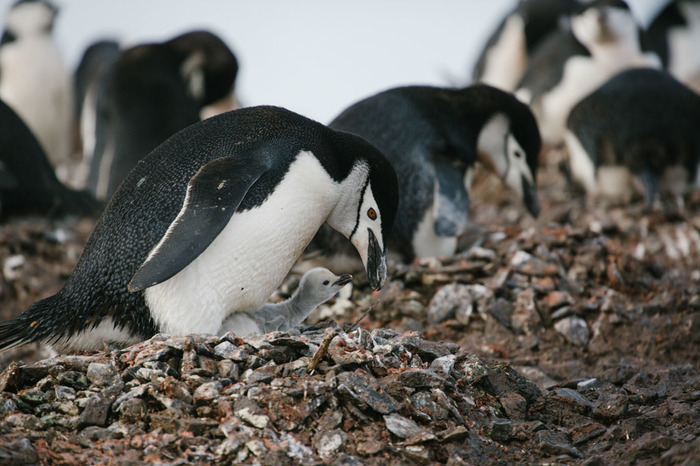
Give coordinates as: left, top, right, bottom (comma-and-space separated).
2, 0, 666, 123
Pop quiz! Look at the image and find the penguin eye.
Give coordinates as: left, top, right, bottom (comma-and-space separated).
367, 208, 377, 220
514, 150, 523, 159
323, 280, 330, 285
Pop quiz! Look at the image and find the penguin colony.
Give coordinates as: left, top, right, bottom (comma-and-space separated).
0, 0, 699, 352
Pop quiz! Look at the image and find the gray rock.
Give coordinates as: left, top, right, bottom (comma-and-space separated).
428, 284, 473, 324
554, 387, 594, 411
193, 381, 222, 405
511, 289, 541, 334
117, 397, 148, 422
234, 397, 269, 429
593, 393, 628, 422
383, 413, 434, 440
410, 391, 450, 421
337, 370, 398, 414
86, 362, 120, 387
77, 383, 123, 428
315, 429, 345, 459
0, 437, 39, 465
499, 391, 528, 421
554, 317, 590, 347
536, 429, 583, 458
396, 369, 447, 389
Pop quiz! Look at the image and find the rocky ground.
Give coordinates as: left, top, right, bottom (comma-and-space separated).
0, 154, 699, 465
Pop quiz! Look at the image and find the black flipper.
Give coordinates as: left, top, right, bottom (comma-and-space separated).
432, 155, 470, 237
128, 156, 270, 291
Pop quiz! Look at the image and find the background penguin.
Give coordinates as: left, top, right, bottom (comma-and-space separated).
307, 84, 541, 267
87, 30, 239, 201
71, 39, 120, 189
0, 98, 101, 219
220, 268, 353, 337
0, 105, 398, 352
0, 0, 74, 173
472, 0, 580, 91
645, 0, 700, 93
516, 0, 661, 146
564, 67, 700, 205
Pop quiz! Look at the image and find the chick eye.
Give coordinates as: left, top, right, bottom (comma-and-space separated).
323, 280, 330, 285
367, 208, 377, 220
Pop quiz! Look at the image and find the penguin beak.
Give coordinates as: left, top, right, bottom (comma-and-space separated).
333, 274, 353, 287
366, 228, 387, 291
522, 174, 541, 217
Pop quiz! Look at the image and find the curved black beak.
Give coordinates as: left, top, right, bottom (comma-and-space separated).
366, 228, 387, 291
333, 274, 353, 287
522, 174, 541, 217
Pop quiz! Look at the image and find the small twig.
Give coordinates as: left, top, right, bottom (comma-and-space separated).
308, 327, 337, 374
347, 305, 373, 332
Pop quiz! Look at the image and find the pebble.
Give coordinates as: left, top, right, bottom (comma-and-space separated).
383, 413, 433, 440
554, 317, 590, 347
428, 284, 474, 324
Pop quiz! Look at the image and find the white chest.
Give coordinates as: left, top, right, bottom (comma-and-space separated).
412, 206, 459, 259
668, 3, 700, 81
144, 152, 339, 335
0, 37, 72, 164
480, 14, 527, 91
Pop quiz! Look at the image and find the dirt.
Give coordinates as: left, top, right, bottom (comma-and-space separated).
0, 151, 699, 464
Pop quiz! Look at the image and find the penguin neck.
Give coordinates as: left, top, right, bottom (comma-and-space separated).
326, 161, 370, 236
475, 113, 509, 176
588, 35, 643, 65
271, 282, 326, 319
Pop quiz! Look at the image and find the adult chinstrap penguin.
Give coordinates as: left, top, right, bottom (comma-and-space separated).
73, 39, 120, 187
565, 67, 700, 204
0, 106, 398, 352
515, 0, 661, 146
0, 0, 73, 170
0, 98, 102, 218
219, 268, 353, 337
645, 0, 700, 92
308, 84, 540, 265
472, 0, 580, 91
87, 30, 239, 201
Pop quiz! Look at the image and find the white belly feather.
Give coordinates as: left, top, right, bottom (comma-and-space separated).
145, 151, 339, 335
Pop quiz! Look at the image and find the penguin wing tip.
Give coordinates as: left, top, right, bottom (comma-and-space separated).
127, 275, 148, 292
127, 282, 142, 293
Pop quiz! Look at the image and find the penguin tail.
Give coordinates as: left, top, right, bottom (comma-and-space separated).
0, 295, 70, 350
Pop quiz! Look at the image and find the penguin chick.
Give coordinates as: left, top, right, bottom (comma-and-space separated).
0, 105, 398, 352
219, 268, 352, 337
0, 0, 73, 169
310, 84, 540, 265
0, 98, 102, 219
516, 0, 661, 146
565, 67, 700, 204
645, 0, 700, 93
87, 30, 239, 201
473, 0, 580, 91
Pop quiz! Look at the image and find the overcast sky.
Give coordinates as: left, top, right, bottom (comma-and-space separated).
2, 0, 667, 123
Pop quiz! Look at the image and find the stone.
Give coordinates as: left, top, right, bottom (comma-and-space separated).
193, 381, 222, 405
428, 284, 473, 324
536, 429, 583, 458
336, 370, 398, 414
383, 413, 434, 440
554, 317, 590, 347
86, 362, 120, 387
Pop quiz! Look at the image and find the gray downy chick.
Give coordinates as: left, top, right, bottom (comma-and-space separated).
219, 267, 352, 337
